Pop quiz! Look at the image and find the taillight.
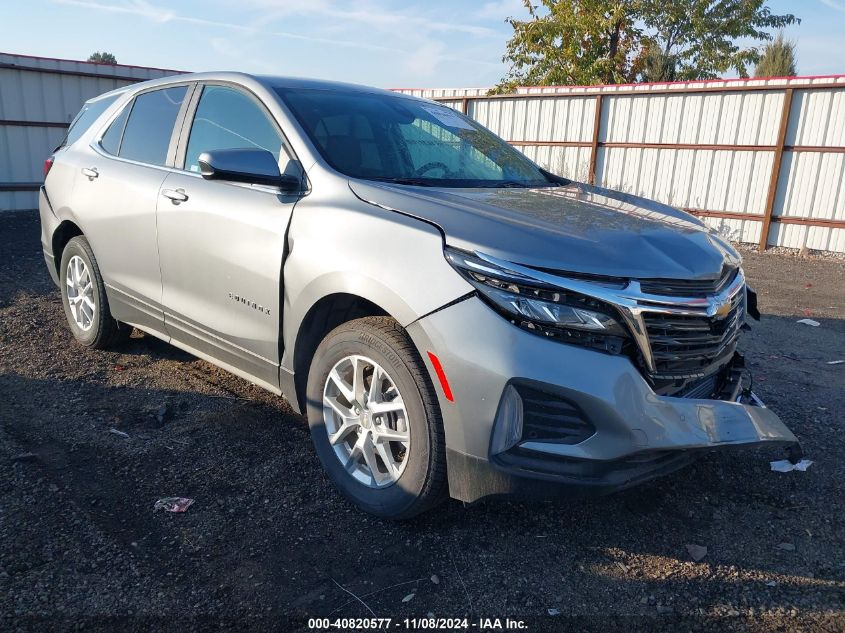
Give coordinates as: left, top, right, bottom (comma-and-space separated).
43, 156, 54, 178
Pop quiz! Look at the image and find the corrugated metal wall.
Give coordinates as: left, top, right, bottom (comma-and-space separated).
397, 76, 845, 253
0, 52, 181, 211
3, 56, 843, 253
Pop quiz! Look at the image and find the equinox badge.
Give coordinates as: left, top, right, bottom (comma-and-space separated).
228, 292, 271, 316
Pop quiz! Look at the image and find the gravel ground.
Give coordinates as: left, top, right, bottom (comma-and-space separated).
1, 210, 843, 632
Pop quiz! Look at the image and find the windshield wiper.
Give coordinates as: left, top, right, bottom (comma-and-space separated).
368, 177, 435, 187
492, 180, 564, 188
472, 181, 536, 188
497, 181, 534, 188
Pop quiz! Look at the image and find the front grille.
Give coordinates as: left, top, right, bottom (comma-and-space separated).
516, 384, 595, 445
640, 266, 738, 297
643, 289, 745, 379
676, 373, 719, 399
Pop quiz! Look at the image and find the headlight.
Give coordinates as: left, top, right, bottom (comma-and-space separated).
445, 248, 629, 354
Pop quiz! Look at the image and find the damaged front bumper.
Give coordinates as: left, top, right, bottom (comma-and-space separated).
407, 296, 799, 503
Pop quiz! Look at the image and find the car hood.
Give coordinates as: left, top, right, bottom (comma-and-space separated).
349, 179, 741, 280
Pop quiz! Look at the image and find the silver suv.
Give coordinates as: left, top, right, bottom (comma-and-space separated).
39, 73, 799, 518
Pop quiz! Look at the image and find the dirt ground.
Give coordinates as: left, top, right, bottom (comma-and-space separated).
1, 210, 843, 632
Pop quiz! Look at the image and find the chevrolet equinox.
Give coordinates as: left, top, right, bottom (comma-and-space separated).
39, 73, 800, 518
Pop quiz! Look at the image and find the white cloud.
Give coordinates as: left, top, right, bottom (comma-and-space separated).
53, 0, 403, 53
210, 38, 276, 73
239, 0, 502, 77
476, 0, 527, 21
819, 0, 845, 12
242, 0, 498, 37
53, 0, 503, 83
52, 0, 151, 19
403, 40, 448, 79
55, 0, 248, 30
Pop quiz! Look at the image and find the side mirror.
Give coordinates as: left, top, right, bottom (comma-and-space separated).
197, 148, 300, 191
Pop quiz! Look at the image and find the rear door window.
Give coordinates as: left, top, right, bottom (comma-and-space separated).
183, 85, 283, 173
119, 85, 189, 166
60, 94, 119, 148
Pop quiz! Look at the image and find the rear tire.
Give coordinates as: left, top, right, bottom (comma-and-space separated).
59, 236, 130, 349
306, 317, 447, 519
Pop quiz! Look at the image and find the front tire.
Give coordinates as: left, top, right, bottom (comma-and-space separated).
306, 317, 447, 519
59, 236, 129, 349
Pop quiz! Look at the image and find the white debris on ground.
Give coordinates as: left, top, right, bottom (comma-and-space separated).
153, 497, 195, 512
770, 459, 813, 472
797, 318, 821, 326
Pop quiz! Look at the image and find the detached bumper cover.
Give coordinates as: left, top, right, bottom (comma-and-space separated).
517, 383, 795, 460
452, 387, 796, 503
483, 388, 793, 501
407, 296, 798, 503
446, 448, 699, 502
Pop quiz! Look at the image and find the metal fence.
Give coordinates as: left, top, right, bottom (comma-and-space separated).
3, 55, 843, 253
397, 76, 845, 253
0, 52, 181, 212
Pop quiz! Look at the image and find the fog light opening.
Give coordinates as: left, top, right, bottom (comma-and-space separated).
491, 384, 523, 455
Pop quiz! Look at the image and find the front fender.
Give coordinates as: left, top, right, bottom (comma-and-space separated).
281, 194, 473, 374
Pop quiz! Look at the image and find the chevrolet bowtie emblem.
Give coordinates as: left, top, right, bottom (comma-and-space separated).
713, 300, 732, 318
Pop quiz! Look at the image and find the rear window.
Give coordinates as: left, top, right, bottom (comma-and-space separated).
119, 86, 189, 166
60, 94, 119, 149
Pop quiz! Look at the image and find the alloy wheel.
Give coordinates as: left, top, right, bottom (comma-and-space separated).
322, 354, 410, 488
66, 255, 95, 331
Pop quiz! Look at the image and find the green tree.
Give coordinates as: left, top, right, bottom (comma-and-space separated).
88, 51, 117, 64
638, 0, 799, 80
495, 0, 799, 89
755, 32, 797, 77
495, 0, 640, 92
636, 45, 678, 83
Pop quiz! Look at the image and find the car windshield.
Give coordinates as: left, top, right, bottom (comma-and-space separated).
275, 87, 559, 188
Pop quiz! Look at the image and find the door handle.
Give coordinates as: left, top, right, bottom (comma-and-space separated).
81, 167, 99, 180
162, 188, 189, 204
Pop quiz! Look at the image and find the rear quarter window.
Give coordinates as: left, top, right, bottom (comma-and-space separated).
60, 94, 119, 148
100, 104, 130, 155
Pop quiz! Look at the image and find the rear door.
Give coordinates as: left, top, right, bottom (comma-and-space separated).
156, 82, 300, 391
71, 83, 193, 335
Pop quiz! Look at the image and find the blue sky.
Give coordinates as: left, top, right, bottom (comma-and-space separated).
2, 0, 844, 88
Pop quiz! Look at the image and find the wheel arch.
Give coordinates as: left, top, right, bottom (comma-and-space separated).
51, 220, 85, 276
290, 291, 391, 414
